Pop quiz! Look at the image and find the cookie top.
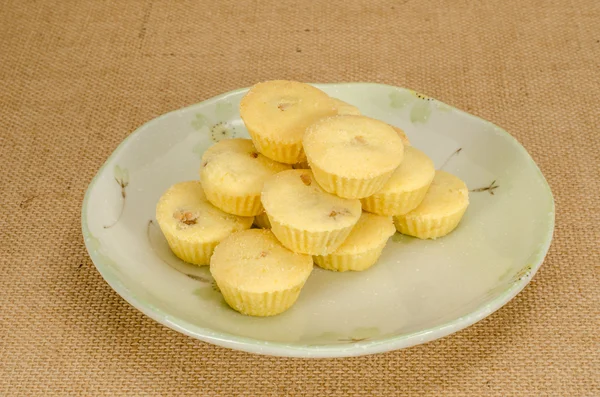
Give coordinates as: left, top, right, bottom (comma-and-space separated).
240, 80, 337, 143
406, 170, 469, 218
200, 138, 290, 197
303, 115, 404, 179
210, 229, 313, 292
155, 181, 253, 242
331, 212, 395, 255
374, 146, 435, 194
261, 169, 362, 232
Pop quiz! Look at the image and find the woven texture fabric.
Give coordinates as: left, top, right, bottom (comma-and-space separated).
1, 0, 598, 395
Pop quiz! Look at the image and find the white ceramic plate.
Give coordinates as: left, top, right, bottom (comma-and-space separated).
82, 83, 554, 357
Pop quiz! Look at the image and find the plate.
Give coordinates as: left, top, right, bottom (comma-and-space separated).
82, 83, 554, 357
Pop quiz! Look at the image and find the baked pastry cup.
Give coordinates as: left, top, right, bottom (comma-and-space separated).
156, 181, 253, 265
210, 229, 313, 316
200, 138, 290, 216
261, 169, 361, 255
303, 115, 405, 199
393, 170, 469, 239
313, 212, 395, 272
361, 146, 435, 216
240, 80, 338, 164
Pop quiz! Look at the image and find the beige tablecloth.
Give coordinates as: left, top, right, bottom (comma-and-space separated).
1, 0, 598, 395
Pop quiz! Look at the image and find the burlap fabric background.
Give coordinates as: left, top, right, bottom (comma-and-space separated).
1, 0, 598, 395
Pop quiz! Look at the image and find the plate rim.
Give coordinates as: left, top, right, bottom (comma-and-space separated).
82, 82, 555, 358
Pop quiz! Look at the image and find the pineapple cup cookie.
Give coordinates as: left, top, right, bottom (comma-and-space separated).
155, 181, 254, 265
210, 229, 313, 316
391, 126, 411, 146
314, 212, 395, 272
261, 169, 362, 255
240, 80, 338, 164
331, 98, 361, 115
393, 170, 469, 239
253, 211, 271, 229
361, 146, 435, 216
200, 138, 290, 216
303, 115, 405, 199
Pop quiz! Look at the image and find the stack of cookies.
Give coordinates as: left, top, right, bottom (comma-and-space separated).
156, 80, 469, 317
